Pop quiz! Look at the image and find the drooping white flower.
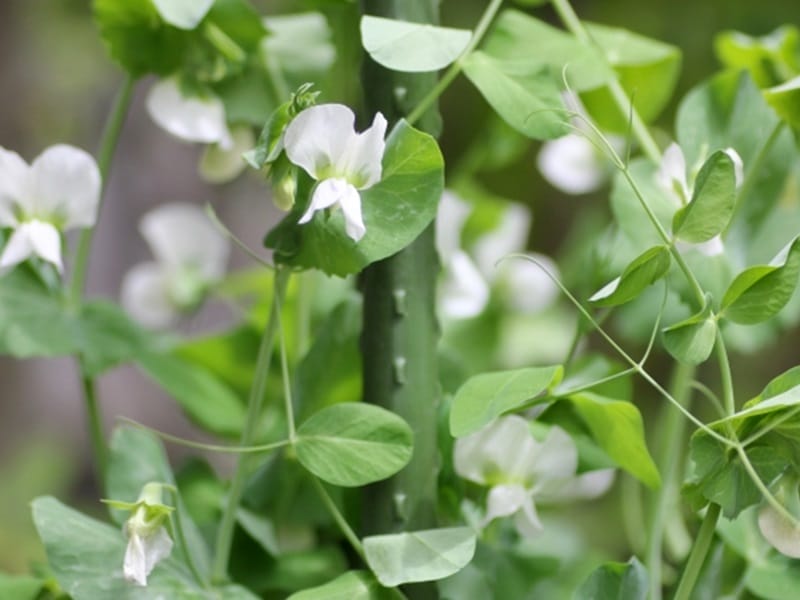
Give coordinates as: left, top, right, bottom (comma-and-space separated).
121, 203, 230, 328
146, 77, 233, 149
454, 415, 614, 537
283, 103, 387, 242
0, 144, 100, 274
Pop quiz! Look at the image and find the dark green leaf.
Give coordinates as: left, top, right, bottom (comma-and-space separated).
589, 246, 671, 307
575, 557, 648, 600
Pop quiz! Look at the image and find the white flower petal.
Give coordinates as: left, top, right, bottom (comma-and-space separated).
152, 0, 213, 30
657, 143, 689, 204
123, 532, 148, 586
537, 134, 607, 195
539, 468, 616, 504
472, 203, 531, 280
147, 78, 232, 147
142, 527, 173, 574
435, 190, 471, 262
120, 262, 177, 329
0, 147, 29, 226
338, 111, 387, 189
484, 484, 529, 524
284, 104, 359, 181
528, 426, 579, 495
758, 503, 800, 558
198, 125, 255, 184
497, 254, 560, 314
29, 145, 100, 229
439, 251, 489, 320
298, 178, 344, 224
337, 182, 366, 242
140, 203, 229, 281
0, 221, 62, 273
513, 497, 544, 538
0, 226, 34, 273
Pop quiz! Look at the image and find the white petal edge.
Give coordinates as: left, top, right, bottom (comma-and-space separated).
537, 134, 607, 195
120, 262, 178, 329
147, 78, 232, 147
338, 111, 387, 189
0, 220, 62, 273
29, 144, 101, 229
337, 182, 366, 242
152, 0, 214, 30
140, 203, 230, 281
0, 147, 29, 226
723, 147, 744, 189
438, 251, 489, 321
284, 104, 360, 181
123, 533, 148, 586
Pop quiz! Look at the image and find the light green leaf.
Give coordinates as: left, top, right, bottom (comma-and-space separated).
745, 557, 800, 600
764, 75, 800, 129
136, 351, 246, 437
449, 366, 563, 438
364, 527, 476, 587
295, 403, 413, 487
662, 295, 717, 365
152, 0, 213, 30
672, 150, 737, 243
567, 392, 660, 488
361, 16, 471, 72
721, 235, 800, 324
575, 557, 648, 600
589, 246, 671, 307
288, 570, 405, 600
0, 574, 42, 600
31, 496, 258, 600
266, 120, 444, 276
715, 26, 800, 88
462, 51, 569, 140
717, 365, 800, 426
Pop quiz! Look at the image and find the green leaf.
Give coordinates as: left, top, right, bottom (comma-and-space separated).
575, 557, 648, 600
294, 403, 414, 487
462, 51, 569, 140
745, 557, 800, 600
363, 527, 476, 587
449, 366, 564, 438
580, 23, 681, 131
567, 392, 660, 488
237, 506, 280, 556
288, 570, 405, 600
32, 496, 257, 600
716, 366, 800, 428
136, 351, 246, 437
481, 10, 613, 91
0, 574, 43, 600
721, 235, 800, 324
266, 120, 444, 276
715, 26, 800, 88
176, 326, 261, 395
589, 246, 671, 307
764, 75, 800, 129
672, 150, 737, 243
360, 16, 471, 72
152, 0, 214, 30
662, 295, 717, 365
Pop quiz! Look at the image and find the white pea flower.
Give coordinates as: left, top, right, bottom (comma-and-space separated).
283, 103, 387, 242
121, 203, 229, 328
537, 133, 610, 195
758, 474, 800, 558
0, 144, 100, 274
454, 415, 614, 537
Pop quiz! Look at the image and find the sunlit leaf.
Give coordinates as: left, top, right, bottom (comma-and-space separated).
152, 0, 213, 30
662, 295, 717, 365
589, 246, 671, 306
288, 570, 405, 600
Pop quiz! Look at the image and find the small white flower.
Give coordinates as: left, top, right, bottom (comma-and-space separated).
0, 144, 100, 274
537, 134, 609, 195
146, 77, 233, 149
454, 415, 614, 537
283, 103, 387, 242
118, 483, 174, 586
121, 203, 229, 328
656, 143, 691, 206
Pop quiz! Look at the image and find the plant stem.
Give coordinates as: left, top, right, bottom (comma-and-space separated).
69, 75, 136, 307
550, 0, 662, 164
672, 503, 721, 600
646, 362, 694, 600
406, 0, 504, 126
311, 476, 366, 560
212, 267, 290, 583
81, 376, 107, 481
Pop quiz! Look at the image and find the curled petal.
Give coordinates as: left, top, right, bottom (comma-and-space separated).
537, 134, 607, 195
140, 203, 229, 281
300, 178, 366, 242
284, 104, 360, 180
120, 262, 177, 329
0, 147, 29, 226
723, 148, 744, 188
439, 251, 489, 320
147, 78, 232, 148
0, 220, 62, 273
29, 145, 100, 229
484, 484, 529, 525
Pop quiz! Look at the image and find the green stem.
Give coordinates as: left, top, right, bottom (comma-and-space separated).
69, 75, 136, 307
81, 375, 107, 482
212, 267, 291, 582
672, 503, 721, 600
550, 0, 662, 164
646, 363, 694, 600
168, 488, 209, 588
406, 0, 503, 126
277, 297, 296, 442
311, 476, 365, 560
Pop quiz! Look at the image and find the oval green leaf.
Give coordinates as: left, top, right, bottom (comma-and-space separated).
672, 150, 737, 243
662, 295, 717, 365
589, 246, 671, 307
295, 403, 413, 487
721, 235, 800, 324
363, 527, 476, 587
450, 366, 564, 438
361, 16, 471, 72
288, 570, 404, 600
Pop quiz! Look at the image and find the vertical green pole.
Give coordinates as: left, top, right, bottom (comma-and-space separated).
359, 2, 441, 597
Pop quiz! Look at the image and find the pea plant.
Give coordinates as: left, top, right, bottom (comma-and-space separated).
4, 0, 800, 598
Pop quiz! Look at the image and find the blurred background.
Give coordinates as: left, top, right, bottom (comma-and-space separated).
1, 0, 799, 575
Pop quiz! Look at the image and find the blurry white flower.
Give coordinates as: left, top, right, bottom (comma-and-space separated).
537, 134, 609, 195
146, 77, 233, 149
454, 415, 614, 537
0, 144, 100, 274
656, 143, 691, 206
120, 483, 174, 586
121, 203, 229, 328
439, 250, 490, 319
198, 125, 255, 184
283, 103, 387, 242
758, 475, 800, 558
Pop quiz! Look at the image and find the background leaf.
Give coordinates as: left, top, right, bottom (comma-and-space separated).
288, 570, 405, 600
575, 557, 648, 600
